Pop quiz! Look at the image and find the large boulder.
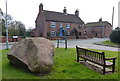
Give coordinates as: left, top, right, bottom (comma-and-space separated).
7, 37, 55, 75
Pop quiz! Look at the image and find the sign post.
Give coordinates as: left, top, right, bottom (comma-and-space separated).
57, 28, 67, 49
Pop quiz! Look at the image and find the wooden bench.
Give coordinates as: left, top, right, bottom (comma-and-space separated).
76, 46, 117, 74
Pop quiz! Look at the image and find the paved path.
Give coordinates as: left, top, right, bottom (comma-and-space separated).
1, 42, 16, 50
1, 38, 119, 51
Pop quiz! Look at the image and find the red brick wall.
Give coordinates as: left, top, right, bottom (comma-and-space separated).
0, 37, 23, 43
104, 24, 112, 37
35, 17, 112, 39
35, 12, 46, 37
84, 26, 93, 38
45, 21, 84, 37
94, 27, 103, 37
84, 23, 112, 38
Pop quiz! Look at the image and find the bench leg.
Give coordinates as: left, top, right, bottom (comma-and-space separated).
77, 56, 79, 62
112, 65, 115, 73
103, 66, 105, 74
112, 59, 115, 73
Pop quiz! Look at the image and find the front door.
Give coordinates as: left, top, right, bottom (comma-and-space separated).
70, 28, 79, 39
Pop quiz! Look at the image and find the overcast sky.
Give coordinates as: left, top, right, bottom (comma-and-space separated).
0, 0, 119, 29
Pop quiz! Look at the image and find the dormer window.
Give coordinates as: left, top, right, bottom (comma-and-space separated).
51, 22, 56, 28
66, 23, 70, 29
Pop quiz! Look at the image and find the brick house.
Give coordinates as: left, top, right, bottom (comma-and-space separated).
31, 3, 85, 39
84, 18, 112, 38
31, 3, 112, 39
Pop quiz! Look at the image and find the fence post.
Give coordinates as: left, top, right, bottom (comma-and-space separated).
65, 38, 67, 49
57, 40, 59, 48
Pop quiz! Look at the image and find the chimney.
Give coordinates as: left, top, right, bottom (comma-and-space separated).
99, 17, 102, 22
39, 3, 43, 12
75, 9, 79, 17
63, 7, 67, 14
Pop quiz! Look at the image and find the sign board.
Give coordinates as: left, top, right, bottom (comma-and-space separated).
59, 40, 65, 43
12, 36, 18, 39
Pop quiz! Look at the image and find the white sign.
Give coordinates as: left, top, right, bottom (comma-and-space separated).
12, 36, 18, 38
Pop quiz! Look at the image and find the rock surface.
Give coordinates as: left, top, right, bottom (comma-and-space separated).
7, 37, 55, 74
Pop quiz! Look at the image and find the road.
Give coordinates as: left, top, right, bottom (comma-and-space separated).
1, 38, 119, 51
53, 38, 119, 51
1, 42, 15, 50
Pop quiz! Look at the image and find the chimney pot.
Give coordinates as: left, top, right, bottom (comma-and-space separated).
75, 9, 79, 17
99, 17, 102, 22
63, 7, 67, 14
39, 3, 43, 12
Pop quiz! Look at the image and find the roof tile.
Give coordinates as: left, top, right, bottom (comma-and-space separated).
43, 10, 84, 24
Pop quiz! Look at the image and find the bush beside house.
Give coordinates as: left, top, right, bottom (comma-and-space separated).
110, 27, 120, 44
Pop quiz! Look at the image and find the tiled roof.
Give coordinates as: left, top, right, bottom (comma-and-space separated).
85, 21, 112, 27
43, 10, 84, 24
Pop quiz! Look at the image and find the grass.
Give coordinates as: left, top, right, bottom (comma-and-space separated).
0, 50, 2, 80
2, 48, 119, 79
2, 49, 40, 79
102, 40, 120, 46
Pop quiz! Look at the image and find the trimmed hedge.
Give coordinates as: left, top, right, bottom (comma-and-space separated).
110, 30, 120, 44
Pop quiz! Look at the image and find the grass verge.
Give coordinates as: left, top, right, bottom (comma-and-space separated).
2, 48, 119, 79
102, 40, 120, 46
0, 50, 2, 80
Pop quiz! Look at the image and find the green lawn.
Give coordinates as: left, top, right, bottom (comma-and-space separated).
0, 50, 2, 80
2, 48, 119, 79
102, 40, 120, 46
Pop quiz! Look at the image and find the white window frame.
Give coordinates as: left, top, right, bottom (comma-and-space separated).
51, 31, 56, 36
66, 23, 70, 29
51, 22, 56, 28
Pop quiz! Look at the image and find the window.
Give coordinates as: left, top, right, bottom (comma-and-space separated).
51, 22, 56, 28
51, 31, 56, 36
60, 23, 62, 28
66, 23, 70, 29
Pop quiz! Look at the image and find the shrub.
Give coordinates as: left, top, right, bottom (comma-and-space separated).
110, 30, 120, 44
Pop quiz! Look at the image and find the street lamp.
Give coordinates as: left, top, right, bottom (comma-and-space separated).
5, 0, 9, 49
